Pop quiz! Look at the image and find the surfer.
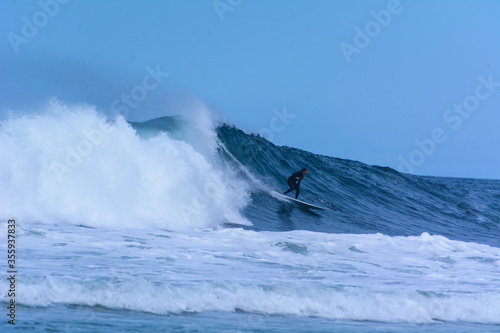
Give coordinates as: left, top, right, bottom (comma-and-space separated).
283, 168, 307, 199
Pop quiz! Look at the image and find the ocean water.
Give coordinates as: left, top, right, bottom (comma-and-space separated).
1, 102, 499, 332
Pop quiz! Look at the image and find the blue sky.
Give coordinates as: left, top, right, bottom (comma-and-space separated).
1, 0, 499, 179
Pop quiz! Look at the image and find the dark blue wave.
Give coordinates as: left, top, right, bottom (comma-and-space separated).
218, 124, 500, 247
132, 117, 500, 247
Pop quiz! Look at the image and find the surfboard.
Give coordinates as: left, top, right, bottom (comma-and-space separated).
280, 194, 326, 210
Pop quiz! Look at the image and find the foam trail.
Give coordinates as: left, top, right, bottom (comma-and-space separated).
3, 227, 500, 324
16, 279, 500, 324
0, 100, 251, 230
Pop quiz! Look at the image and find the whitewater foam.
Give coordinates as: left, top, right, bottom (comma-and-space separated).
2, 100, 500, 330
3, 225, 500, 324
0, 101, 251, 230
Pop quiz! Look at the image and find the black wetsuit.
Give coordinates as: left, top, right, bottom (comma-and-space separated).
284, 171, 304, 199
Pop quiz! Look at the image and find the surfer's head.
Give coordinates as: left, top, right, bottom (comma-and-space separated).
301, 168, 308, 174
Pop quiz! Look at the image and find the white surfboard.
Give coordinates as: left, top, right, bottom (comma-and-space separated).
278, 193, 326, 210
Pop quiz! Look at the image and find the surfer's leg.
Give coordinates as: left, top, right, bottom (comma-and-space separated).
295, 185, 300, 199
284, 179, 295, 195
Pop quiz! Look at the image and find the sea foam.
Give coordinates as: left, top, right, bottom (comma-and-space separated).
4, 226, 500, 324
0, 101, 251, 230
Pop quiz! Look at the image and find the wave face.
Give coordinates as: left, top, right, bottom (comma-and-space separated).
217, 124, 500, 248
0, 103, 499, 327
